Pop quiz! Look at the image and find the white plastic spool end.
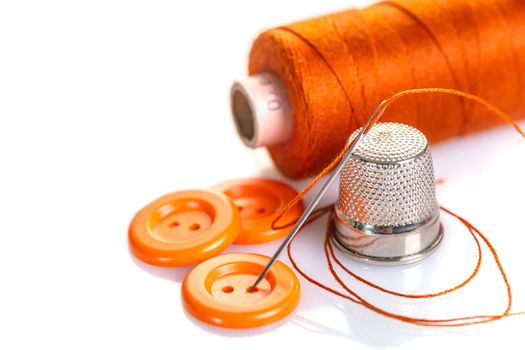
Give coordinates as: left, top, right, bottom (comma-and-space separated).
230, 72, 293, 148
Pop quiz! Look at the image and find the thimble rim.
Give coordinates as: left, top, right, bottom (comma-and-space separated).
330, 218, 444, 265
334, 209, 439, 235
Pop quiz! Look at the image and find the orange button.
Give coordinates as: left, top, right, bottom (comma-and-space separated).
211, 178, 304, 244
129, 190, 241, 267
182, 253, 300, 328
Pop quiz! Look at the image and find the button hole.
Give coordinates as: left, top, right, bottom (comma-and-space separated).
222, 286, 234, 293
189, 223, 201, 231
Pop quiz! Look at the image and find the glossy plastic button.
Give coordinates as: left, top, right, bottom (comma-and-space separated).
212, 178, 304, 244
129, 190, 241, 267
182, 253, 300, 328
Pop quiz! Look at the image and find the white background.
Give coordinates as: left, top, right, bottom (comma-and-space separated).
1, 1, 524, 349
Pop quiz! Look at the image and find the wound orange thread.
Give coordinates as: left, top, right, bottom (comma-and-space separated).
249, 0, 525, 178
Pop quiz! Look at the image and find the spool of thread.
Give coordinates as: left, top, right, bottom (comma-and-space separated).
231, 0, 525, 178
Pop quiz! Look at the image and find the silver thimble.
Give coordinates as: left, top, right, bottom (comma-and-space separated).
331, 122, 443, 264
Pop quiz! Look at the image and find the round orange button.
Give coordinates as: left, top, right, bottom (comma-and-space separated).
211, 178, 304, 244
129, 190, 241, 267
182, 253, 300, 328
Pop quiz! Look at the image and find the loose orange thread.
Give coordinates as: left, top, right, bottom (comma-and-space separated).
273, 88, 525, 326
287, 205, 524, 326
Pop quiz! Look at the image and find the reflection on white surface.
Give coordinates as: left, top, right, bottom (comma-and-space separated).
402, 260, 422, 294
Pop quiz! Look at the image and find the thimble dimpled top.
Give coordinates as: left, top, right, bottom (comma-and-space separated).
333, 122, 443, 264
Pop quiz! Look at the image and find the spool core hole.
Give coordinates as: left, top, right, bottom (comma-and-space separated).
231, 88, 255, 145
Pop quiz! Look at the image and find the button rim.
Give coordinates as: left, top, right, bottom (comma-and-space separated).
212, 178, 304, 244
129, 189, 241, 267
182, 253, 300, 328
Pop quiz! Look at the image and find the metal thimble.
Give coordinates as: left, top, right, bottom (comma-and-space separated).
331, 122, 443, 264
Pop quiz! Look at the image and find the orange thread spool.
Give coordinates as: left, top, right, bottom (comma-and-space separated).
238, 0, 525, 178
